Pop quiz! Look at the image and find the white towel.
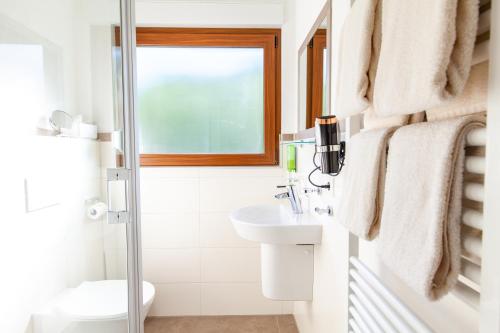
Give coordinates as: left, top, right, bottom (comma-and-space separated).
373, 0, 479, 117
426, 61, 489, 121
336, 127, 396, 240
363, 108, 426, 130
378, 115, 486, 300
334, 0, 379, 119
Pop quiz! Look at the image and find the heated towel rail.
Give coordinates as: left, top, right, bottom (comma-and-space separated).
348, 257, 432, 333
452, 127, 487, 309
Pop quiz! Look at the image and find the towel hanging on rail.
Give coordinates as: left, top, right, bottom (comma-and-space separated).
426, 61, 489, 121
373, 0, 479, 117
378, 115, 486, 300
336, 126, 396, 240
363, 108, 425, 130
334, 0, 379, 118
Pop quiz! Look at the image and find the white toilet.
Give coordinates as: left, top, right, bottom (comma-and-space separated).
34, 280, 155, 333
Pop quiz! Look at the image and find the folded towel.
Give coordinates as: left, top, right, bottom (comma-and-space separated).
426, 61, 489, 121
363, 109, 409, 130
373, 0, 479, 117
378, 115, 486, 300
334, 0, 379, 118
363, 108, 426, 130
336, 127, 396, 240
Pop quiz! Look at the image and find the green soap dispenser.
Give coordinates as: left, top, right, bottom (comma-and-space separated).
286, 144, 296, 173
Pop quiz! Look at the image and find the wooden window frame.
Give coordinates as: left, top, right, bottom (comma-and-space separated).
306, 29, 327, 129
124, 27, 281, 167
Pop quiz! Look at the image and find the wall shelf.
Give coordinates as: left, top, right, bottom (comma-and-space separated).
280, 139, 316, 145
280, 128, 316, 145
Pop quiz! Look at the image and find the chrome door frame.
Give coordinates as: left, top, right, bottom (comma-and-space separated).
119, 0, 144, 332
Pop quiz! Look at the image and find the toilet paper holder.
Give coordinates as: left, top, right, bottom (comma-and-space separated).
85, 198, 107, 220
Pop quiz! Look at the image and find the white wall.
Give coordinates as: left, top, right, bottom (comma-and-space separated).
294, 0, 329, 50
0, 136, 104, 333
136, 0, 283, 28
139, 166, 291, 316
291, 144, 352, 333
0, 1, 115, 332
281, 0, 299, 133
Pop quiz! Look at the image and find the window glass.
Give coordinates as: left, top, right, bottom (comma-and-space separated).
137, 47, 264, 154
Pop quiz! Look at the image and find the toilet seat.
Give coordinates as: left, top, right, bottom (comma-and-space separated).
55, 280, 155, 321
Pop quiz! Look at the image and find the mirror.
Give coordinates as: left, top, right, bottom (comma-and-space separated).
49, 110, 73, 132
298, 4, 330, 131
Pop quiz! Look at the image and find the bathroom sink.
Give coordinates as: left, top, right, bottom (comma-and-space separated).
231, 204, 323, 300
230, 205, 323, 245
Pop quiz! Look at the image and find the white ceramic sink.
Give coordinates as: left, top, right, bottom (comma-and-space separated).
230, 204, 323, 245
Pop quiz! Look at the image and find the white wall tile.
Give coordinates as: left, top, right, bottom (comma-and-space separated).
201, 248, 260, 282
143, 249, 200, 283
296, 144, 331, 189
142, 213, 199, 249
149, 283, 201, 316
136, 165, 288, 317
201, 283, 283, 315
104, 249, 127, 280
281, 301, 294, 314
141, 167, 200, 179
199, 177, 283, 212
99, 142, 117, 173
199, 166, 285, 179
141, 178, 199, 213
102, 223, 127, 250
200, 212, 256, 248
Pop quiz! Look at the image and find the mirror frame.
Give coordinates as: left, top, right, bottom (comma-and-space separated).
297, 0, 332, 132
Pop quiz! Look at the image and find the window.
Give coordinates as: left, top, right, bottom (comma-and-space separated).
132, 28, 281, 166
306, 29, 327, 128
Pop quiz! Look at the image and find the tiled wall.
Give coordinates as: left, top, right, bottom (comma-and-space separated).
101, 146, 293, 316
142, 166, 293, 316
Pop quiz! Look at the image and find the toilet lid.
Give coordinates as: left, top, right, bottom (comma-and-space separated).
56, 280, 155, 321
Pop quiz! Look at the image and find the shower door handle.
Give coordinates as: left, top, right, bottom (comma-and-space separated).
106, 168, 131, 224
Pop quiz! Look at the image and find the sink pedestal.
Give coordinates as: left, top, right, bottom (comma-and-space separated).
260, 244, 314, 301
230, 205, 322, 301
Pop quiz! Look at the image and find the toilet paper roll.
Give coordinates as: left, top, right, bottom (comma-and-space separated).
87, 202, 107, 220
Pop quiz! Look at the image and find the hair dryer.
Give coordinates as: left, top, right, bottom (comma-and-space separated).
314, 115, 345, 175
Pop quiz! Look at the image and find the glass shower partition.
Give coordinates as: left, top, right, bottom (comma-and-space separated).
115, 1, 145, 332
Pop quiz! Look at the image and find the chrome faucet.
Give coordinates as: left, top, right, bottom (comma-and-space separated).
274, 185, 303, 214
